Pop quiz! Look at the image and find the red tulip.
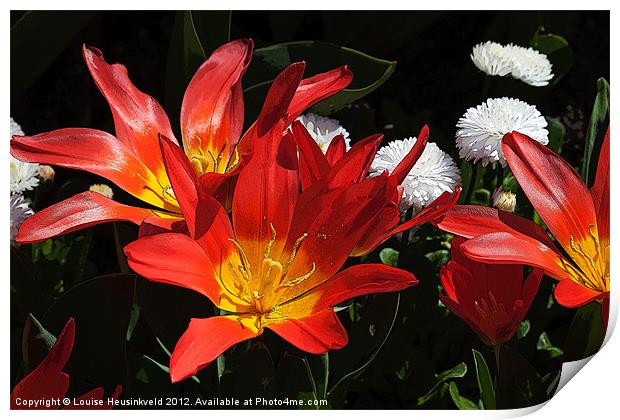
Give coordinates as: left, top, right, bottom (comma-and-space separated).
438, 127, 610, 311
440, 238, 542, 346
123, 67, 418, 383
11, 40, 352, 244
11, 318, 121, 410
291, 121, 461, 256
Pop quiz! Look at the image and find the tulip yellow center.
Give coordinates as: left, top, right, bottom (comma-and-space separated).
225, 224, 316, 323
189, 136, 240, 175
561, 224, 609, 293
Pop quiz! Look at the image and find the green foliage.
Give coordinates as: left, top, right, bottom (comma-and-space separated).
379, 248, 399, 267
417, 362, 467, 405
530, 28, 574, 84
449, 382, 479, 410
472, 349, 496, 409
537, 332, 564, 358
582, 78, 610, 184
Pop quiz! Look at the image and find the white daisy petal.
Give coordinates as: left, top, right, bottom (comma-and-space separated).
470, 41, 554, 87
10, 194, 34, 244
296, 113, 351, 154
456, 98, 549, 168
370, 137, 461, 212
10, 117, 41, 194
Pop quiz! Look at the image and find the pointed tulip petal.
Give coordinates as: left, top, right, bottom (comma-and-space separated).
181, 39, 253, 173
554, 279, 608, 308
266, 309, 348, 354
325, 134, 346, 166
503, 132, 598, 250
124, 232, 244, 311
11, 318, 75, 409
437, 204, 558, 251
461, 232, 568, 281
159, 135, 199, 236
16, 191, 156, 244
391, 187, 461, 236
83, 46, 177, 178
590, 125, 609, 240
170, 316, 259, 383
11, 129, 177, 211
392, 125, 429, 184
287, 66, 353, 121
278, 264, 417, 318
292, 120, 330, 190
198, 171, 239, 212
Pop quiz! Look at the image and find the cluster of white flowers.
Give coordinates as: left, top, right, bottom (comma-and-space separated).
10, 118, 40, 244
471, 41, 554, 87
296, 113, 351, 153
370, 137, 461, 213
456, 97, 549, 168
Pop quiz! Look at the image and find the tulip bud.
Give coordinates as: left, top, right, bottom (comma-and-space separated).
38, 165, 55, 182
89, 183, 114, 199
492, 187, 516, 213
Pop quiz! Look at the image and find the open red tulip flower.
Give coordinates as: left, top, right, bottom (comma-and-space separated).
11, 318, 121, 410
438, 127, 610, 316
123, 63, 418, 383
440, 237, 542, 347
11, 39, 352, 244
292, 121, 461, 256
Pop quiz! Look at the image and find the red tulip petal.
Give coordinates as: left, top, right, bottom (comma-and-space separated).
590, 125, 609, 241
278, 264, 417, 318
266, 309, 348, 354
138, 215, 187, 238
11, 318, 75, 409
503, 132, 598, 251
392, 187, 461, 236
83, 46, 177, 179
326, 133, 383, 188
554, 279, 607, 308
521, 268, 544, 313
170, 316, 259, 383
278, 175, 394, 303
350, 203, 400, 256
437, 204, 558, 251
287, 66, 353, 121
11, 128, 177, 211
16, 191, 156, 244
460, 232, 568, 281
198, 171, 239, 211
232, 130, 299, 270
292, 120, 330, 190
181, 39, 253, 173
159, 135, 199, 236
392, 125, 429, 185
325, 134, 347, 166
124, 232, 244, 311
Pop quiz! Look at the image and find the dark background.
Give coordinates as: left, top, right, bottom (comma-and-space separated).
10, 11, 610, 410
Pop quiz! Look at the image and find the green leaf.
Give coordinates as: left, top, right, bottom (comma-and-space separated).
11, 11, 97, 94
417, 362, 468, 405
379, 247, 399, 267
449, 382, 479, 410
517, 320, 530, 339
191, 11, 231, 57
530, 28, 574, 84
545, 117, 566, 154
536, 332, 564, 358
472, 349, 496, 409
564, 300, 605, 361
582, 77, 610, 184
243, 41, 396, 121
21, 313, 57, 373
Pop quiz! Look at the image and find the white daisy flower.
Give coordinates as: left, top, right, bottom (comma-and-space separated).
10, 117, 41, 194
470, 41, 553, 87
89, 183, 114, 199
10, 194, 34, 244
296, 113, 351, 153
370, 137, 462, 212
456, 98, 549, 168
471, 41, 513, 77
503, 44, 554, 87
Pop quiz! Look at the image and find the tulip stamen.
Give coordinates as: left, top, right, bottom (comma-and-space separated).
228, 238, 253, 280
276, 263, 316, 290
